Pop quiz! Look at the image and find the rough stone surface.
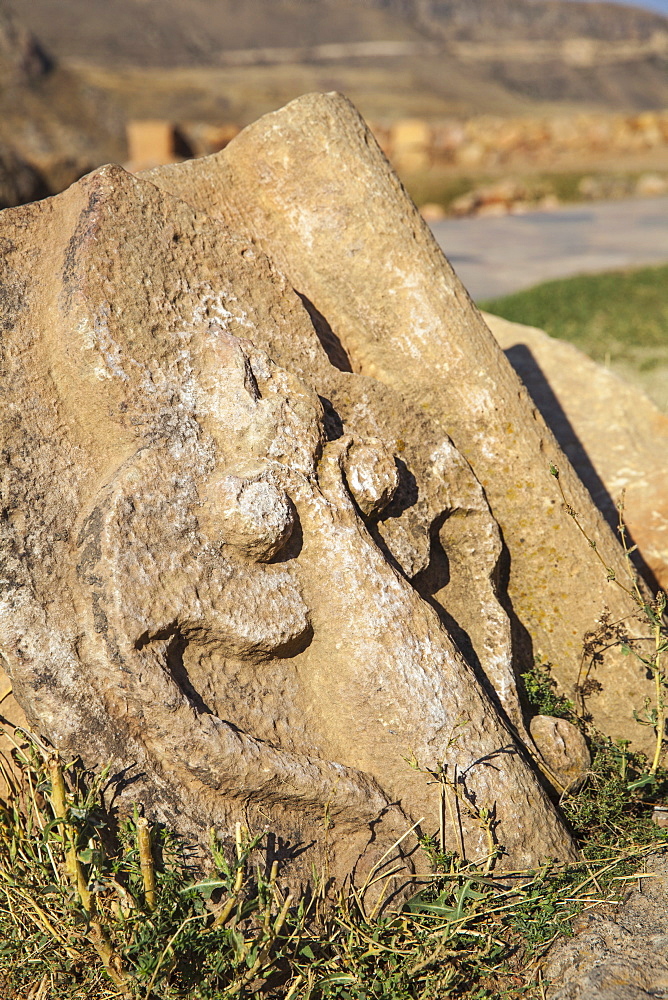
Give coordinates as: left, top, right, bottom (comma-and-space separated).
0, 164, 575, 892
145, 92, 654, 749
529, 715, 591, 792
485, 311, 668, 592
544, 851, 668, 1000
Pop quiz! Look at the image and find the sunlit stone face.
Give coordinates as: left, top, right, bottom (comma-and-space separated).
0, 165, 574, 881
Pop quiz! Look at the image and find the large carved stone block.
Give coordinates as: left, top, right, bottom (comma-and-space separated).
0, 163, 574, 891
145, 92, 654, 748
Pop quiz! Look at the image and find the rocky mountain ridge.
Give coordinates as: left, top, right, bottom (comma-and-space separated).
6, 0, 668, 68
411, 0, 668, 42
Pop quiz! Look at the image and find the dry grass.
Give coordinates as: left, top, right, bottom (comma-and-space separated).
0, 705, 666, 999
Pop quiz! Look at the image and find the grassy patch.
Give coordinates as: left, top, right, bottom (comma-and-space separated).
481, 263, 668, 410
481, 263, 668, 361
522, 661, 668, 848
0, 712, 666, 999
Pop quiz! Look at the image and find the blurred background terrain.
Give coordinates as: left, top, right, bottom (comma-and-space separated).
4, 0, 668, 202
8, 0, 668, 117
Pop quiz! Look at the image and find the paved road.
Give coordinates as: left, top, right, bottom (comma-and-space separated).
429, 195, 668, 302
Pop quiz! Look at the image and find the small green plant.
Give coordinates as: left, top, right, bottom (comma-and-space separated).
549, 464, 668, 781
521, 654, 667, 843
521, 661, 576, 721
404, 721, 501, 875
0, 728, 312, 999
521, 658, 668, 848
562, 734, 668, 850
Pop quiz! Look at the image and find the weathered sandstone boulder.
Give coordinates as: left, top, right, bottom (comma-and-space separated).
485, 312, 668, 591
0, 164, 574, 893
144, 92, 654, 749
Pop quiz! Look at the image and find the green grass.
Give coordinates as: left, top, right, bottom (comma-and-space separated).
0, 709, 665, 1000
481, 263, 668, 410
481, 263, 668, 363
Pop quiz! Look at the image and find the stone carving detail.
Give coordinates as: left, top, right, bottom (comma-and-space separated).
8, 93, 659, 892
340, 436, 399, 518
211, 474, 296, 562
146, 91, 654, 750
0, 160, 578, 891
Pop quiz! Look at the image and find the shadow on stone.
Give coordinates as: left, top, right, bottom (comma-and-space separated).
505, 343, 657, 589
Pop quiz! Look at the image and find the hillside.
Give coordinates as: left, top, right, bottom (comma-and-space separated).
416, 0, 668, 41
5, 0, 668, 119
3, 0, 421, 68
6, 0, 668, 67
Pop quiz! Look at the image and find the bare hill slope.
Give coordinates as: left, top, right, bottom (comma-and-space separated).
416, 0, 668, 41
7, 0, 668, 66
4, 0, 668, 118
